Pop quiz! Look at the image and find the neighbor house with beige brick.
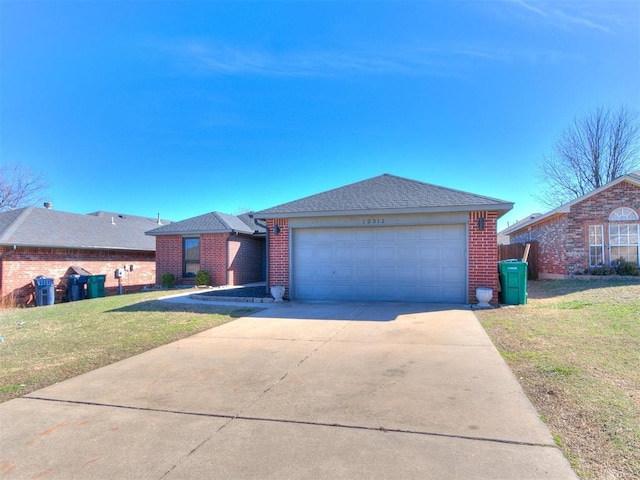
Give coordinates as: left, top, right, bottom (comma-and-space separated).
502, 171, 640, 278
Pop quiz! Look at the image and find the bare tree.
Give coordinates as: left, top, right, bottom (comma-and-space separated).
536, 105, 640, 208
0, 162, 48, 211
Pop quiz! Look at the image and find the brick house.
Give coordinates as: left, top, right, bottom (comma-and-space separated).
253, 174, 513, 304
0, 206, 163, 305
502, 171, 640, 278
146, 212, 266, 287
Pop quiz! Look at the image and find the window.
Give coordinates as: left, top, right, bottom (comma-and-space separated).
609, 207, 639, 221
183, 237, 200, 277
609, 224, 639, 265
588, 225, 604, 266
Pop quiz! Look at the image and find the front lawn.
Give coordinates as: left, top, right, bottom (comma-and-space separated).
0, 291, 256, 404
477, 280, 640, 480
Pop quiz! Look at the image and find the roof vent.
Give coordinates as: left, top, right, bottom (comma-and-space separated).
43, 202, 52, 209
111, 216, 116, 225
157, 213, 162, 225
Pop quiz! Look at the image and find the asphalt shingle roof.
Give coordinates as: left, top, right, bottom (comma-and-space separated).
0, 208, 165, 251
255, 174, 513, 218
145, 211, 265, 236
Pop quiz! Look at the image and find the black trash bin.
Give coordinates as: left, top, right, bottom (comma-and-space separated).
66, 274, 88, 301
34, 276, 55, 306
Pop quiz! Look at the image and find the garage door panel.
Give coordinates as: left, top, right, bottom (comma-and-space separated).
376, 247, 395, 261
293, 225, 466, 303
443, 266, 465, 282
355, 247, 375, 261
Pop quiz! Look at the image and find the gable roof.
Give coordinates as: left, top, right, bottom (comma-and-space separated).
145, 211, 265, 236
255, 174, 513, 218
503, 170, 640, 236
0, 207, 166, 251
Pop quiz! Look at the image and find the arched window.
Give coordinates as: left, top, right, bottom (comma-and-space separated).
609, 207, 639, 221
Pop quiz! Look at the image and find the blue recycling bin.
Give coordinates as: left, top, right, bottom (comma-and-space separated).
66, 274, 88, 301
34, 276, 55, 306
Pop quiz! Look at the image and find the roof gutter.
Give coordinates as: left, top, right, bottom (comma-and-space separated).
255, 203, 514, 220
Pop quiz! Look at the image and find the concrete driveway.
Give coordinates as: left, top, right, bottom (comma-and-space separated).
0, 301, 577, 479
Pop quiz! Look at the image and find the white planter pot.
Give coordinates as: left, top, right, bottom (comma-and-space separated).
475, 287, 493, 308
270, 285, 285, 302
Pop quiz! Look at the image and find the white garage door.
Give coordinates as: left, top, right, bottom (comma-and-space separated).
292, 224, 467, 303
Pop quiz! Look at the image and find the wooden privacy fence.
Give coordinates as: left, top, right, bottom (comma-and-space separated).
498, 241, 539, 280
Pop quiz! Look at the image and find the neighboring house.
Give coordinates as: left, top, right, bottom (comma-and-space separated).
497, 214, 540, 245
502, 171, 640, 278
253, 174, 513, 304
146, 212, 266, 287
0, 206, 164, 305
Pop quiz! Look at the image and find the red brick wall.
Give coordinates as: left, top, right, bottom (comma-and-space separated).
0, 247, 155, 306
468, 211, 499, 303
511, 216, 568, 275
510, 180, 640, 276
267, 219, 290, 298
228, 235, 265, 285
155, 235, 183, 284
155, 233, 266, 287
200, 233, 228, 286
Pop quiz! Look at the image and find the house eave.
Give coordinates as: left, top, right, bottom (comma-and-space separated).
0, 242, 155, 252
255, 203, 514, 220
504, 210, 567, 236
146, 228, 236, 236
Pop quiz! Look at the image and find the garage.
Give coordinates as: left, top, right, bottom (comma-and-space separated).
292, 224, 467, 302
254, 174, 513, 305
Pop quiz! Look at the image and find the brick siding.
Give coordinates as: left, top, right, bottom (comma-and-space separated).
468, 211, 499, 303
228, 235, 265, 285
267, 219, 290, 298
0, 247, 155, 306
510, 180, 640, 276
511, 216, 568, 275
155, 233, 266, 287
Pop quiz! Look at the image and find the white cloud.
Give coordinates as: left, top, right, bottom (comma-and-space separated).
509, 0, 623, 34
158, 40, 569, 78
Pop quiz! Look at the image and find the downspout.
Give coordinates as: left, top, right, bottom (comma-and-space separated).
251, 217, 269, 296
226, 231, 239, 286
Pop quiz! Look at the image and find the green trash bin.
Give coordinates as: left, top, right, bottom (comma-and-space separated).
86, 274, 106, 298
499, 260, 528, 305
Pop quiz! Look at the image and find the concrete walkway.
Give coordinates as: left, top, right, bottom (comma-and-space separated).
0, 301, 577, 479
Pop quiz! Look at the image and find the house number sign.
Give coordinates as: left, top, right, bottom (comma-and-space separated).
362, 218, 385, 225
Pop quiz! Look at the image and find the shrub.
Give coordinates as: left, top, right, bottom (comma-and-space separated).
584, 265, 615, 276
160, 273, 175, 288
195, 270, 211, 286
613, 258, 640, 276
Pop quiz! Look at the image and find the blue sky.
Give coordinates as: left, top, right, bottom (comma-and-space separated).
2, 1, 639, 230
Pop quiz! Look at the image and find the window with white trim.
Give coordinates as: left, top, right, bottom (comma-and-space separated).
609, 207, 639, 221
588, 225, 604, 266
609, 224, 639, 265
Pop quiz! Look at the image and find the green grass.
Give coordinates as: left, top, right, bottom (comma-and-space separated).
477, 279, 640, 480
0, 291, 257, 404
